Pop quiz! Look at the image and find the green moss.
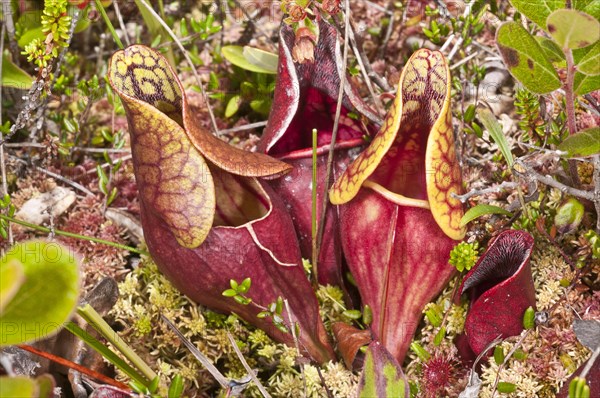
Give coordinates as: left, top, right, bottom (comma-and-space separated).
449, 242, 479, 272
110, 257, 358, 397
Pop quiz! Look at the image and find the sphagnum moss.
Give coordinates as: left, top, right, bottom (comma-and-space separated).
110, 257, 358, 397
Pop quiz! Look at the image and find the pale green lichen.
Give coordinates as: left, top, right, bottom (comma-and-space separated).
316, 284, 349, 329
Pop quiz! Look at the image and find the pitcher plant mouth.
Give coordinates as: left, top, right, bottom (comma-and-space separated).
459, 230, 536, 356
256, 19, 380, 287
108, 45, 292, 249
259, 20, 379, 160
330, 49, 465, 241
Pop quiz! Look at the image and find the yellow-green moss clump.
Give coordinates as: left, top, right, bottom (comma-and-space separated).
110, 258, 358, 397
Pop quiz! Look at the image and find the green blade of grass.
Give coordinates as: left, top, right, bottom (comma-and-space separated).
95, 0, 124, 49
478, 108, 514, 167
460, 204, 513, 227
77, 304, 157, 382
64, 322, 148, 386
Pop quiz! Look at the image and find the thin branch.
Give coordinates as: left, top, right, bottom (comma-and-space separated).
563, 48, 582, 187
332, 17, 391, 93
450, 51, 479, 70
580, 345, 600, 380
564, 49, 577, 136
0, 23, 13, 245
360, 0, 393, 14
315, 0, 351, 287
514, 159, 594, 202
283, 299, 307, 398
113, 0, 131, 47
315, 366, 334, 398
346, 22, 385, 115
230, 0, 276, 51
376, 0, 395, 60
17, 345, 131, 391
490, 330, 532, 398
10, 156, 95, 197
226, 332, 272, 398
583, 93, 600, 114
1, 8, 80, 146
452, 182, 519, 203
219, 121, 268, 135
1, 1, 19, 59
161, 315, 230, 389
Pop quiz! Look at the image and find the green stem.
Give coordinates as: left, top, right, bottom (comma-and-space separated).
564, 48, 582, 187
0, 214, 148, 256
95, 0, 124, 50
311, 128, 318, 287
65, 322, 149, 386
77, 304, 158, 382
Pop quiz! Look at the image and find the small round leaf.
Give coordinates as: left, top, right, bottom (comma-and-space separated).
496, 22, 561, 94
547, 9, 600, 49
0, 240, 80, 346
0, 260, 25, 315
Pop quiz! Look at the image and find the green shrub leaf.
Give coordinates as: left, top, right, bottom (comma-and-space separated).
557, 127, 600, 157
478, 108, 514, 167
573, 0, 600, 21
0, 240, 80, 346
460, 204, 513, 227
535, 37, 566, 63
0, 259, 25, 315
576, 41, 600, 75
497, 382, 517, 393
225, 95, 242, 118
547, 10, 600, 49
1, 53, 34, 89
242, 46, 278, 73
523, 306, 536, 329
496, 22, 561, 94
574, 71, 600, 94
509, 0, 565, 30
0, 376, 38, 398
221, 46, 278, 74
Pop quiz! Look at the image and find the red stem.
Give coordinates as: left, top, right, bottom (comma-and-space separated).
17, 344, 131, 391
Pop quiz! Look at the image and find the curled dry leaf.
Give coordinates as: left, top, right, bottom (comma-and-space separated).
332, 322, 372, 369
